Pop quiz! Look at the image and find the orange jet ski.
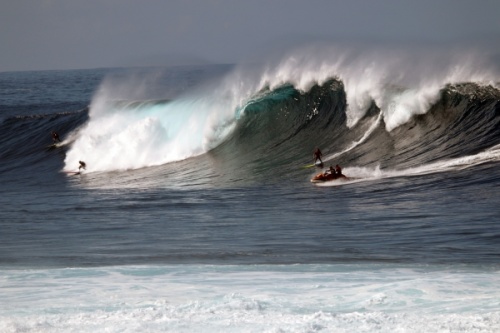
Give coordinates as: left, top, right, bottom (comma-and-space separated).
310, 170, 348, 183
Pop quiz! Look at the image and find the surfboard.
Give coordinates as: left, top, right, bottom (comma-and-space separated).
46, 142, 63, 150
303, 161, 324, 168
62, 171, 80, 175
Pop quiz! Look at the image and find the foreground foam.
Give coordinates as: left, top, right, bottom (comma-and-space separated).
1, 264, 500, 332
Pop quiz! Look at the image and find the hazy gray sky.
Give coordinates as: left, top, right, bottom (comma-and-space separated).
1, 0, 499, 71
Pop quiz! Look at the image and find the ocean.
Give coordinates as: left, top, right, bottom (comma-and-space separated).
1, 47, 500, 332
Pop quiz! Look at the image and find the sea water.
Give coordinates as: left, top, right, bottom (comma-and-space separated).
1, 46, 500, 332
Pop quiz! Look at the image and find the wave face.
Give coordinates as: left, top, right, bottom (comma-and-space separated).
56, 47, 500, 185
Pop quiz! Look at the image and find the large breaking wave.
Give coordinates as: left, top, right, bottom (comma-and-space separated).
62, 46, 500, 175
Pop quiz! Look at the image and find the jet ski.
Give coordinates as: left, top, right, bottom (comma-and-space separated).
310, 170, 348, 183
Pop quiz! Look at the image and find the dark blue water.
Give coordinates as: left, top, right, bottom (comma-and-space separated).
1, 61, 500, 332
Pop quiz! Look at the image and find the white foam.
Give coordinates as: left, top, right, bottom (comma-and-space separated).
64, 79, 239, 172
1, 264, 500, 333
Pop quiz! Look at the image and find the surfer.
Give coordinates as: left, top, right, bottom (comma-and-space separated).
313, 148, 323, 165
79, 161, 86, 170
51, 131, 61, 143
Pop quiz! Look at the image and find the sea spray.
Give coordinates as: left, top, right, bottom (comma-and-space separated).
253, 44, 498, 130
64, 74, 240, 172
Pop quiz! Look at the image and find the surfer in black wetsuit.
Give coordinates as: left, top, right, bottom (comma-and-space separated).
313, 148, 323, 165
79, 161, 86, 170
51, 131, 61, 143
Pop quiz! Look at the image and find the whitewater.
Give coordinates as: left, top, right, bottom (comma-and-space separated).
1, 45, 500, 332
2, 265, 500, 333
